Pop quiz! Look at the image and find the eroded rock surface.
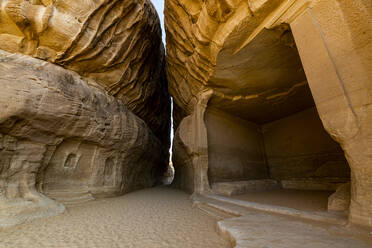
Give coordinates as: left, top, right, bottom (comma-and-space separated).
328, 183, 351, 212
0, 0, 170, 148
0, 51, 165, 228
165, 0, 371, 229
165, 0, 349, 192
0, 0, 170, 228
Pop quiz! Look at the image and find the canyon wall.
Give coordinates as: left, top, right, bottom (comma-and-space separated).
165, 0, 372, 228
0, 0, 170, 149
0, 0, 170, 228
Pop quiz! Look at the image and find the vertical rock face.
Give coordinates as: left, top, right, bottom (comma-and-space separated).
0, 0, 170, 148
289, 0, 372, 228
0, 0, 170, 227
165, 0, 371, 228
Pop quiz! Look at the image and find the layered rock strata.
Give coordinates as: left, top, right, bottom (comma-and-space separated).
165, 0, 371, 228
0, 0, 170, 227
0, 0, 170, 150
0, 51, 164, 228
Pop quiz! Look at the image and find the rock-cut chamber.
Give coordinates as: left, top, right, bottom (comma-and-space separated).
204, 26, 351, 210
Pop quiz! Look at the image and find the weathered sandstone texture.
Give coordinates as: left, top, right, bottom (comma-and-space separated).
165, 0, 371, 228
0, 51, 164, 228
328, 183, 351, 213
0, 0, 170, 147
0, 0, 170, 228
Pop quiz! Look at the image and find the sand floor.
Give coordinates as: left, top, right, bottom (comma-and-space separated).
0, 187, 229, 248
231, 189, 333, 212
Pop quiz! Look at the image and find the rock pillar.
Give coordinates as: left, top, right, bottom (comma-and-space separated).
290, 0, 372, 228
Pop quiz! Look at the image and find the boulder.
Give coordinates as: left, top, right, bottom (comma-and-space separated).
328, 183, 351, 212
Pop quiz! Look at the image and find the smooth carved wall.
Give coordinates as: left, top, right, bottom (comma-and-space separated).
206, 107, 267, 183
262, 107, 350, 180
205, 106, 349, 185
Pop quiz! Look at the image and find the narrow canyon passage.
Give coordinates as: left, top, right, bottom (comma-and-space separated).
0, 0, 371, 247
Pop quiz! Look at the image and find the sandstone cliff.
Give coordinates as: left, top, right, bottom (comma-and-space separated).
0, 0, 170, 148
0, 0, 170, 228
165, 0, 372, 228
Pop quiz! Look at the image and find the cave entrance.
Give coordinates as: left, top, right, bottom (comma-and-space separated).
205, 25, 351, 214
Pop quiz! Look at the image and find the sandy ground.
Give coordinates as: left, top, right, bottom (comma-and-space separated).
231, 189, 333, 212
0, 187, 229, 248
